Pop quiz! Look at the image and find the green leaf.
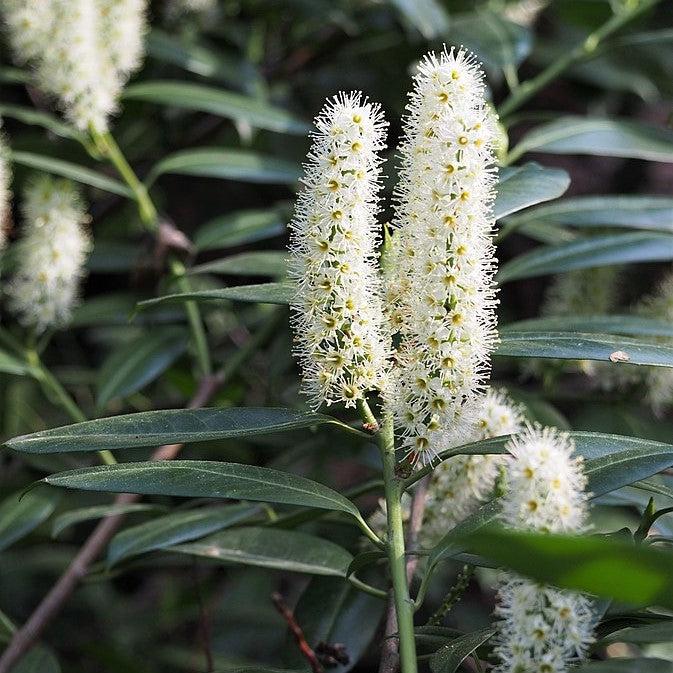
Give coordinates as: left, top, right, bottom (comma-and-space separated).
494, 163, 570, 220
41, 461, 362, 519
146, 148, 301, 186
508, 117, 673, 164
461, 527, 673, 609
601, 621, 673, 645
51, 504, 163, 538
124, 81, 310, 135
496, 332, 673, 368
171, 527, 353, 576
70, 293, 182, 327
0, 104, 83, 142
346, 550, 386, 578
0, 488, 60, 551
136, 282, 294, 309
575, 661, 673, 673
498, 232, 673, 283
286, 576, 384, 673
194, 208, 286, 252
13, 646, 60, 673
0, 348, 32, 376
8, 407, 341, 453
108, 503, 260, 566
11, 151, 132, 197
430, 628, 495, 673
500, 315, 673, 338
502, 195, 673, 234
190, 251, 287, 278
147, 29, 261, 90
96, 329, 188, 409
389, 0, 449, 39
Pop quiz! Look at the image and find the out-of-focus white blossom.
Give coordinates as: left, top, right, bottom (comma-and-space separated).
0, 0, 148, 132
167, 0, 216, 16
7, 176, 91, 332
385, 47, 499, 465
422, 389, 524, 544
493, 426, 595, 673
288, 92, 390, 408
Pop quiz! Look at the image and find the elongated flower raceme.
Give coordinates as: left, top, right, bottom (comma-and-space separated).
493, 426, 595, 673
385, 47, 499, 465
7, 176, 92, 333
422, 388, 524, 544
289, 93, 390, 408
0, 0, 148, 132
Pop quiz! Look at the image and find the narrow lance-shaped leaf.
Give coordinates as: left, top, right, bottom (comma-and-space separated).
430, 628, 495, 673
51, 504, 164, 538
0, 488, 61, 552
136, 283, 294, 309
500, 315, 673, 338
6, 407, 345, 453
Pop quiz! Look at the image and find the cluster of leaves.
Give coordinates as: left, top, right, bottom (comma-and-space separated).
2, 1, 673, 672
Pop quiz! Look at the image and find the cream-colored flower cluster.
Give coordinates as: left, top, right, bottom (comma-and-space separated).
288, 93, 390, 408
422, 389, 524, 544
1, 0, 148, 131
7, 176, 92, 332
493, 426, 595, 673
384, 47, 499, 465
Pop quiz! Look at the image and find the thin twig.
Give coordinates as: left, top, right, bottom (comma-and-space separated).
378, 476, 429, 673
271, 592, 323, 673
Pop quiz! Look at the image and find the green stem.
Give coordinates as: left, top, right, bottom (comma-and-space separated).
89, 128, 212, 378
358, 399, 417, 673
498, 0, 660, 120
348, 575, 388, 600
29, 351, 116, 466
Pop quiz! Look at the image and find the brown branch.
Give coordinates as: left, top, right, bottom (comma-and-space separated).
0, 373, 223, 673
271, 592, 323, 673
378, 476, 429, 673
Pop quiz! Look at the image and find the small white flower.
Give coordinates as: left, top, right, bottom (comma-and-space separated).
493, 426, 595, 673
384, 47, 499, 465
99, 0, 148, 80
422, 388, 524, 544
0, 0, 53, 64
288, 92, 391, 408
7, 176, 92, 332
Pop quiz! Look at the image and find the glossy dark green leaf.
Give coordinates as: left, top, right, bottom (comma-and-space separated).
601, 621, 673, 645
286, 576, 384, 673
498, 232, 673, 283
575, 660, 673, 673
136, 282, 293, 309
508, 117, 673, 164
190, 252, 287, 278
124, 81, 310, 135
496, 332, 673, 367
389, 0, 449, 39
11, 151, 132, 196
502, 195, 673, 234
194, 209, 286, 251
461, 527, 673, 608
0, 104, 83, 141
51, 504, 163, 538
494, 163, 570, 220
13, 646, 60, 673
500, 316, 673, 338
430, 628, 494, 673
146, 148, 301, 186
0, 488, 60, 551
346, 550, 386, 578
96, 330, 188, 408
41, 461, 362, 519
108, 503, 260, 566
70, 293, 182, 327
171, 527, 353, 576
8, 407, 339, 453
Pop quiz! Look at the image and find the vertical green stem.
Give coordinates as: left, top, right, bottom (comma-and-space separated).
89, 128, 212, 377
29, 351, 116, 466
358, 399, 417, 673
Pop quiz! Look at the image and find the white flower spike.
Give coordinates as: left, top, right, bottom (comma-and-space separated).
289, 92, 391, 408
385, 47, 499, 465
422, 389, 524, 544
493, 426, 595, 673
0, 0, 53, 64
7, 176, 92, 333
